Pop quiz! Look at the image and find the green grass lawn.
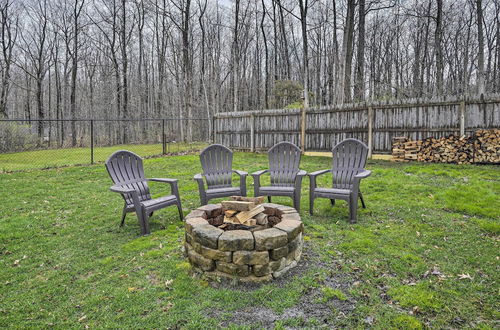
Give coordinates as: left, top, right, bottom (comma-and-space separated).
0, 153, 498, 328
0, 142, 208, 172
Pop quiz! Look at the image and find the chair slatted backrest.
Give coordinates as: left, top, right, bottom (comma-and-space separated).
105, 150, 151, 205
268, 142, 301, 187
331, 139, 368, 189
200, 144, 234, 189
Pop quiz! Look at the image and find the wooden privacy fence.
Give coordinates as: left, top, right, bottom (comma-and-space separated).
213, 94, 500, 154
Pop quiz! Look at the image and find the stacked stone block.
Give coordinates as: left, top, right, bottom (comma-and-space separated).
184, 203, 304, 283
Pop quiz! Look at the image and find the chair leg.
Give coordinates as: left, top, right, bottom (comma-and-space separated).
359, 192, 366, 209
267, 196, 271, 203
120, 206, 127, 227
349, 197, 358, 224
140, 208, 151, 235
177, 201, 184, 221
309, 196, 314, 215
134, 208, 145, 235
293, 193, 300, 213
330, 199, 336, 206
241, 182, 247, 197
200, 193, 207, 206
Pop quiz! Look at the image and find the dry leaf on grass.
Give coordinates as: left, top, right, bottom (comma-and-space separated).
457, 273, 473, 280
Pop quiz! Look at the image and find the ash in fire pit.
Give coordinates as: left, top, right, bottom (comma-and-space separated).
184, 197, 304, 283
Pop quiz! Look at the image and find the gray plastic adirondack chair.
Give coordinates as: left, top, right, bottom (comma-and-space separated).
194, 144, 247, 205
252, 142, 307, 212
308, 138, 371, 223
105, 150, 183, 235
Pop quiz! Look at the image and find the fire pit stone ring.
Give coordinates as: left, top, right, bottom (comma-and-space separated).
184, 202, 304, 283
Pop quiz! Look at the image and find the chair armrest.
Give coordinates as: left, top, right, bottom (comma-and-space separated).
149, 178, 179, 197
233, 170, 248, 176
194, 173, 206, 195
110, 184, 142, 212
149, 178, 178, 184
110, 184, 135, 194
354, 170, 371, 179
308, 169, 330, 178
251, 169, 268, 177
233, 170, 247, 196
294, 170, 307, 189
308, 169, 330, 191
252, 169, 268, 196
352, 170, 371, 192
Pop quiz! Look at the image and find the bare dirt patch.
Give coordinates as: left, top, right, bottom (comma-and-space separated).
206, 244, 357, 328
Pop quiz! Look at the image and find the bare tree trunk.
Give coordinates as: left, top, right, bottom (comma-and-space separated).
260, 0, 269, 108
70, 0, 84, 146
435, 0, 444, 95
181, 0, 193, 140
328, 0, 339, 104
338, 0, 355, 103
298, 0, 309, 108
354, 0, 365, 101
495, 1, 500, 92
476, 0, 485, 94
412, 16, 423, 97
33, 0, 50, 140
53, 47, 62, 146
121, 0, 129, 143
197, 0, 207, 103
271, 0, 278, 82
277, 0, 290, 79
0, 0, 17, 118
155, 0, 167, 118
24, 63, 31, 121
232, 0, 240, 112
134, 0, 147, 138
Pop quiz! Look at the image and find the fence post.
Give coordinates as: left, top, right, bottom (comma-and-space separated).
90, 119, 94, 164
459, 99, 466, 136
250, 114, 255, 152
367, 107, 373, 159
162, 119, 166, 155
300, 108, 306, 153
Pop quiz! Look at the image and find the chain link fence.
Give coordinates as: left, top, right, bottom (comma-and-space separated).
0, 118, 211, 172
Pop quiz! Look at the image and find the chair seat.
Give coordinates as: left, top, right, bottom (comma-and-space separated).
314, 187, 351, 195
206, 186, 241, 195
140, 195, 177, 209
259, 186, 295, 193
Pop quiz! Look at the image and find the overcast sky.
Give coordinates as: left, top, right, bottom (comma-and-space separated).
218, 0, 232, 7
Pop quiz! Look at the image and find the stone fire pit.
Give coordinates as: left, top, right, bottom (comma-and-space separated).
184, 203, 304, 283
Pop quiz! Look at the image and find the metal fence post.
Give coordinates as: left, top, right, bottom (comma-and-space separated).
90, 119, 94, 164
367, 107, 373, 159
162, 119, 166, 155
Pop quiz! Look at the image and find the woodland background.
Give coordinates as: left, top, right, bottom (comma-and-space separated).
0, 0, 499, 144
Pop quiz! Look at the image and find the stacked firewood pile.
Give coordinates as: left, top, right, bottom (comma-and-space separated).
392, 137, 419, 162
418, 135, 476, 164
472, 129, 500, 163
392, 129, 499, 164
